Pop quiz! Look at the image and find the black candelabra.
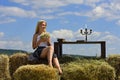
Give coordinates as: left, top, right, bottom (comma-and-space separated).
80, 25, 92, 41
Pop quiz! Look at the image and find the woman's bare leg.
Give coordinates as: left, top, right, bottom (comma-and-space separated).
39, 46, 62, 74
47, 46, 54, 67
40, 46, 54, 67
40, 48, 48, 58
53, 57, 63, 75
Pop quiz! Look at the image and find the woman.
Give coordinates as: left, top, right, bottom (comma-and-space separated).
32, 20, 62, 75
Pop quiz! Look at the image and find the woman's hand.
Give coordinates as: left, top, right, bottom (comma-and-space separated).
47, 38, 52, 46
40, 37, 51, 46
40, 37, 49, 42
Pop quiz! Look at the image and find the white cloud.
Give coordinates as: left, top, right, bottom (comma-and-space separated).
0, 6, 37, 24
1, 0, 119, 24
0, 32, 32, 52
100, 35, 120, 44
10, 0, 30, 6
109, 1, 120, 11
116, 20, 120, 26
57, 12, 82, 16
41, 0, 66, 8
88, 31, 102, 40
10, 0, 101, 9
0, 40, 32, 52
54, 0, 120, 23
10, 0, 66, 9
58, 1, 120, 22
39, 15, 56, 20
0, 17, 16, 24
51, 29, 120, 45
51, 29, 74, 40
84, 0, 100, 7
10, 0, 83, 8
64, 0, 83, 4
0, 32, 4, 38
0, 6, 37, 18
0, 41, 7, 48
92, 6, 105, 17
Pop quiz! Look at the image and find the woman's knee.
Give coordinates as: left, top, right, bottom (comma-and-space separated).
48, 46, 54, 51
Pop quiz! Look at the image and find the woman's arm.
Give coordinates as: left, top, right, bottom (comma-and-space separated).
47, 38, 52, 46
32, 34, 49, 49
32, 34, 41, 49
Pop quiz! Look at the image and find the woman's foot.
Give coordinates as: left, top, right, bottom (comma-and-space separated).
59, 71, 62, 75
49, 63, 53, 68
58, 69, 63, 75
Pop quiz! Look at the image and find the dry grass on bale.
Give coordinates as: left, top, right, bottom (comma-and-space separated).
118, 76, 120, 80
0, 54, 11, 80
9, 53, 28, 77
107, 54, 120, 80
61, 59, 115, 80
13, 64, 59, 80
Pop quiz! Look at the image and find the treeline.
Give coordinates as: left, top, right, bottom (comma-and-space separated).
0, 49, 27, 55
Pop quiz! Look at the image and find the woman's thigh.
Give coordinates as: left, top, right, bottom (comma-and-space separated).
40, 47, 49, 58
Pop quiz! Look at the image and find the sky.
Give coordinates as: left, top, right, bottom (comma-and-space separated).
0, 0, 120, 56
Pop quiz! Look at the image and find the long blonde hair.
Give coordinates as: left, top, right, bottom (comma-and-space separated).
35, 20, 47, 34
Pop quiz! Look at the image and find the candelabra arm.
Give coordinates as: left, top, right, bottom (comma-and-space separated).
81, 32, 86, 35
87, 32, 92, 35
87, 30, 92, 35
80, 30, 86, 35
80, 27, 92, 41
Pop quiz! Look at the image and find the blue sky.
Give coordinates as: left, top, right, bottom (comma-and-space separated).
0, 0, 120, 56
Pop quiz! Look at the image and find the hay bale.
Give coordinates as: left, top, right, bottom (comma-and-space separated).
13, 64, 59, 80
96, 63, 115, 80
62, 63, 90, 80
62, 59, 115, 80
9, 53, 50, 78
107, 54, 120, 80
118, 76, 120, 80
9, 53, 28, 76
0, 54, 11, 80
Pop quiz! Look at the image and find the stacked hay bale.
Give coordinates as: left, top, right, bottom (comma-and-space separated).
107, 54, 120, 80
0, 54, 11, 80
13, 64, 59, 80
61, 59, 115, 80
9, 53, 28, 77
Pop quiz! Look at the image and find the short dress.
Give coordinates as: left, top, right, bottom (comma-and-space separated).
33, 35, 57, 60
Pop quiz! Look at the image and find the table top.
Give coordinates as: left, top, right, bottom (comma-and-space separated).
55, 40, 105, 44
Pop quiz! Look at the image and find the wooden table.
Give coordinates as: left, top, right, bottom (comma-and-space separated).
54, 39, 106, 58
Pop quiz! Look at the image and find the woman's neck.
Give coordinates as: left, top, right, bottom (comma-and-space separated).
39, 30, 46, 34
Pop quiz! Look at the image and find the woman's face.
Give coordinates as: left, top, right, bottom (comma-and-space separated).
40, 22, 46, 27
39, 22, 46, 31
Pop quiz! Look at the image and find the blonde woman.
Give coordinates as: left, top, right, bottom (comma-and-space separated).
32, 20, 62, 75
